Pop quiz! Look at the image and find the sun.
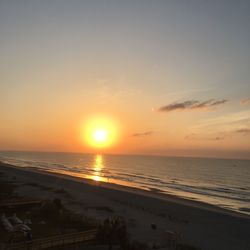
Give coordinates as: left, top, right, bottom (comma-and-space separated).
82, 116, 119, 149
93, 129, 108, 143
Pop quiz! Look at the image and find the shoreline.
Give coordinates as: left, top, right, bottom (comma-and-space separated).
1, 161, 250, 249
0, 161, 249, 220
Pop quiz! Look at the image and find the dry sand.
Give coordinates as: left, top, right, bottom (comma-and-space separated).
0, 162, 249, 250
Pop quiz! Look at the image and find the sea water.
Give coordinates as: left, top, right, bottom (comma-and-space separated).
0, 151, 249, 215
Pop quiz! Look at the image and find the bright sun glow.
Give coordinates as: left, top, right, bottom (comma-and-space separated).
82, 116, 119, 149
93, 130, 108, 143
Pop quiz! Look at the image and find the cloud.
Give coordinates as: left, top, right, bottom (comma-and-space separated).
185, 133, 224, 141
158, 99, 228, 112
155, 86, 216, 99
240, 98, 250, 105
236, 128, 250, 133
132, 131, 153, 137
212, 136, 224, 141
191, 110, 250, 131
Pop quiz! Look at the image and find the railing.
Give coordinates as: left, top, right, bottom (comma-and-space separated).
5, 229, 97, 250
0, 200, 42, 209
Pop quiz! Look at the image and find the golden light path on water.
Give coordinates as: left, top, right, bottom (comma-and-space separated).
47, 154, 129, 186
90, 154, 107, 182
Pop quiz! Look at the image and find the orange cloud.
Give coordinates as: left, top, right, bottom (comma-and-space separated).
132, 131, 153, 137
240, 98, 250, 105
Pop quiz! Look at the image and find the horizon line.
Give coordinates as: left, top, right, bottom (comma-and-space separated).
0, 149, 249, 161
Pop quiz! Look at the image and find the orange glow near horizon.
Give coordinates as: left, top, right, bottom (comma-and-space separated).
82, 115, 120, 149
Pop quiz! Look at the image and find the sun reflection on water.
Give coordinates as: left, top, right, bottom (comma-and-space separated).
91, 154, 107, 182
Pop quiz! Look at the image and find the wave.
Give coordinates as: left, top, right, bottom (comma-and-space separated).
1, 153, 250, 215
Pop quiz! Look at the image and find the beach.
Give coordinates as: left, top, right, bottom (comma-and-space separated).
0, 161, 250, 250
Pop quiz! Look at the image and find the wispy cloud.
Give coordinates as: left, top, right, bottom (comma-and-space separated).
236, 128, 250, 133
192, 110, 250, 130
240, 98, 250, 105
155, 86, 216, 99
158, 99, 227, 112
132, 131, 153, 137
185, 133, 224, 141
210, 136, 224, 141
186, 128, 250, 142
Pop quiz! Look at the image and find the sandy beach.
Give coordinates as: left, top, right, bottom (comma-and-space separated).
0, 161, 250, 250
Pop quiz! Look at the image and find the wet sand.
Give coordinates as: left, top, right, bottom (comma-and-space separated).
0, 162, 250, 249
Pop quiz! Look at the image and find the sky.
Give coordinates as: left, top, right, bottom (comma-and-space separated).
0, 0, 250, 159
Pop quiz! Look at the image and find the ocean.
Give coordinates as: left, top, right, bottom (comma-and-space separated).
0, 151, 249, 215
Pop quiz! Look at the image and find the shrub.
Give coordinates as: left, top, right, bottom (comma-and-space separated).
97, 216, 128, 250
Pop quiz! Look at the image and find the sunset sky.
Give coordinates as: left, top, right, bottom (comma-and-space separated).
1, 0, 250, 159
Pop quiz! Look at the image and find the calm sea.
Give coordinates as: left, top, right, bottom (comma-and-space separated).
0, 151, 249, 215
